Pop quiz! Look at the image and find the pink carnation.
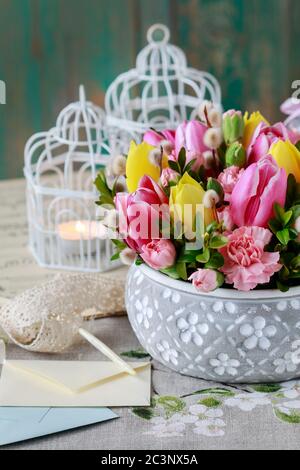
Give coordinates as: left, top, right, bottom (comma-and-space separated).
217, 166, 244, 202
219, 226, 281, 291
140, 239, 176, 270
189, 269, 219, 293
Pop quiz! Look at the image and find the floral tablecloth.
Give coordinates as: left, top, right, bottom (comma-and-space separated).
1, 179, 300, 450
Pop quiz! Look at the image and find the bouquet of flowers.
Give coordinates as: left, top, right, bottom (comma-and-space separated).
95, 102, 300, 293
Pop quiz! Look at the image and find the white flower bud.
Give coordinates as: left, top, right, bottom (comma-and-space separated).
120, 248, 137, 266
103, 209, 118, 230
148, 148, 163, 167
203, 189, 220, 209
111, 154, 127, 176
295, 216, 300, 233
207, 109, 222, 128
161, 140, 174, 156
198, 100, 214, 121
203, 128, 223, 150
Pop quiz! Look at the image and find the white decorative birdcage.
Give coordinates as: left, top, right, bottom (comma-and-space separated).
24, 85, 123, 272
105, 23, 222, 142
281, 97, 300, 133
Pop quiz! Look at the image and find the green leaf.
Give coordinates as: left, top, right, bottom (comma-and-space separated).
252, 384, 282, 393
160, 266, 181, 279
283, 210, 293, 226
276, 280, 289, 293
268, 218, 282, 234
168, 160, 181, 173
176, 261, 188, 280
135, 257, 143, 266
156, 396, 186, 417
112, 239, 127, 250
205, 252, 224, 269
276, 228, 290, 245
274, 203, 286, 224
178, 249, 199, 263
206, 221, 219, 234
199, 397, 221, 408
121, 349, 150, 359
291, 255, 300, 269
132, 407, 155, 420
196, 248, 210, 264
274, 408, 300, 424
110, 252, 120, 261
184, 159, 197, 174
178, 147, 186, 172
209, 235, 228, 249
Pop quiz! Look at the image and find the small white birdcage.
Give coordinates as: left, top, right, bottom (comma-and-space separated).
105, 23, 222, 142
24, 85, 122, 272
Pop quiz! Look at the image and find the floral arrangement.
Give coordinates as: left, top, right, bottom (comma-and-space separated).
95, 102, 300, 293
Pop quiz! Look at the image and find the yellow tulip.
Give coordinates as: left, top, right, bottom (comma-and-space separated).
126, 141, 169, 193
126, 141, 159, 193
269, 140, 300, 182
243, 111, 269, 148
170, 173, 215, 238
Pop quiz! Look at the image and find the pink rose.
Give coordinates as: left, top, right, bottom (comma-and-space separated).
217, 206, 235, 231
230, 155, 287, 228
175, 120, 209, 168
217, 166, 244, 202
160, 168, 180, 187
189, 269, 219, 293
219, 226, 281, 291
143, 129, 175, 147
115, 176, 169, 252
248, 122, 299, 164
140, 239, 176, 270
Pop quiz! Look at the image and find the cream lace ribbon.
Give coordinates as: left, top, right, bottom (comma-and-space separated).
0, 273, 125, 353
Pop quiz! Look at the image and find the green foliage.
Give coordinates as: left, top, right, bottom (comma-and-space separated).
185, 388, 235, 397
94, 170, 115, 207
121, 349, 150, 359
274, 408, 300, 424
156, 396, 186, 418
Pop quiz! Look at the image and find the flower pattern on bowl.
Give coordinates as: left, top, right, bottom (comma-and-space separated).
157, 340, 179, 366
240, 316, 277, 351
209, 353, 240, 377
176, 312, 209, 346
274, 352, 297, 375
135, 296, 153, 329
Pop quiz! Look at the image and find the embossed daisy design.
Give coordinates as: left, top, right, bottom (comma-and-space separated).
176, 312, 209, 346
209, 353, 240, 377
156, 340, 179, 366
135, 296, 153, 329
240, 316, 276, 351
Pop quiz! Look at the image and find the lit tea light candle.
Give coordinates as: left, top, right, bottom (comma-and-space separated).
57, 220, 108, 256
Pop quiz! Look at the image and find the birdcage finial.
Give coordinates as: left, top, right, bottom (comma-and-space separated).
147, 23, 170, 45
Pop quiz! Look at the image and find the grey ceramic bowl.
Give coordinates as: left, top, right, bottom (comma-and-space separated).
126, 264, 300, 383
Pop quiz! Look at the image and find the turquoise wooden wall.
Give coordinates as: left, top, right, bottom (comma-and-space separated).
0, 0, 299, 179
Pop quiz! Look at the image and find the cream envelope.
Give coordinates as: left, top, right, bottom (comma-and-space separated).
0, 360, 151, 407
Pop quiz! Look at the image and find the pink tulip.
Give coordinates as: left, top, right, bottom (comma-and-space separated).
115, 176, 169, 253
143, 129, 176, 147
140, 239, 176, 270
230, 155, 287, 228
220, 226, 281, 291
175, 120, 209, 168
248, 122, 299, 164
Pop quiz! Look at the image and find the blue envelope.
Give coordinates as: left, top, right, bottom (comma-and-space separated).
0, 407, 117, 446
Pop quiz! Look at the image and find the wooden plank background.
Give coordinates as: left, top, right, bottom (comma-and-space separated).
0, 0, 299, 179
